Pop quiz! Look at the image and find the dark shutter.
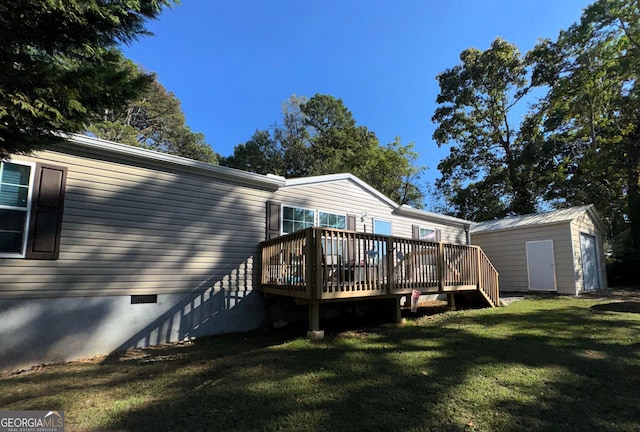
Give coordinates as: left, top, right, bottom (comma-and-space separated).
435, 229, 442, 242
26, 163, 67, 259
347, 214, 356, 231
412, 225, 420, 239
266, 201, 281, 239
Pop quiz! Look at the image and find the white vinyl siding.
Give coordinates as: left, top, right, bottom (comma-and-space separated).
0, 148, 273, 299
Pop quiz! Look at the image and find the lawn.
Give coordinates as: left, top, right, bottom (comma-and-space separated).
1, 295, 639, 432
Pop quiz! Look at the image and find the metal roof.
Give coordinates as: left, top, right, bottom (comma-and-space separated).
471, 205, 602, 234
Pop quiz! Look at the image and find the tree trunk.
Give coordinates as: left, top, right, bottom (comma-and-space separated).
626, 135, 640, 254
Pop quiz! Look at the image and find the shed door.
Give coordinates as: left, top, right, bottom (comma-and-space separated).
580, 233, 600, 291
526, 240, 557, 291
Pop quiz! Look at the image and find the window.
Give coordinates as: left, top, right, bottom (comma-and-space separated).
280, 206, 347, 235
319, 212, 346, 230
419, 227, 436, 240
282, 206, 315, 234
0, 161, 34, 256
373, 219, 392, 236
0, 160, 67, 260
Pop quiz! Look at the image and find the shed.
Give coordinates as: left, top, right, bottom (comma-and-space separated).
470, 205, 607, 295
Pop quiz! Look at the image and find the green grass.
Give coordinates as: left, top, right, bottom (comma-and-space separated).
1, 296, 640, 432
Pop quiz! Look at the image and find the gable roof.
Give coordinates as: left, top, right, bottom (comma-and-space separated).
59, 134, 473, 228
471, 205, 603, 234
283, 173, 398, 209
284, 173, 472, 228
63, 133, 286, 189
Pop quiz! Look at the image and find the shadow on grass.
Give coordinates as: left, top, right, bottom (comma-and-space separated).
1, 299, 639, 432
591, 301, 640, 313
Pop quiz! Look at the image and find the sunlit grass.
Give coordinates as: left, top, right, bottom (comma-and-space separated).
1, 295, 639, 431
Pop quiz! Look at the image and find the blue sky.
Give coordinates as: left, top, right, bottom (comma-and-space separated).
121, 0, 593, 188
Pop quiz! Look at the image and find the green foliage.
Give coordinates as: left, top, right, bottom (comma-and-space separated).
0, 0, 177, 158
221, 129, 283, 173
221, 94, 426, 206
433, 0, 640, 249
432, 38, 539, 219
88, 73, 217, 163
530, 0, 640, 249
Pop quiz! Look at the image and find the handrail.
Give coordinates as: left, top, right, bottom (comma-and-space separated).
476, 247, 500, 307
259, 227, 499, 306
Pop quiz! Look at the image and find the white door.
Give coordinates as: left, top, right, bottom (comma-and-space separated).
580, 233, 600, 291
526, 240, 557, 291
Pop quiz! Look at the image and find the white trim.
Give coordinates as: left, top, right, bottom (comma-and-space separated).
0, 160, 36, 259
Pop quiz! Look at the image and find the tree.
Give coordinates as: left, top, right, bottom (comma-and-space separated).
529, 0, 640, 249
358, 138, 426, 208
0, 0, 176, 158
221, 129, 283, 174
88, 74, 217, 163
432, 37, 541, 220
221, 93, 426, 205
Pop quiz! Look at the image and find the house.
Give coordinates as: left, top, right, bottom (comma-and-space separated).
471, 205, 607, 295
0, 134, 497, 371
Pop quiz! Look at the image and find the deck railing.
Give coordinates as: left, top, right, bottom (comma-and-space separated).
260, 227, 499, 306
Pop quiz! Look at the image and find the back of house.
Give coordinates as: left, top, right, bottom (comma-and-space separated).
0, 135, 476, 371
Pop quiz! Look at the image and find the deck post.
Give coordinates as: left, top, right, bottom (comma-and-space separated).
476, 247, 482, 290
386, 236, 395, 294
437, 242, 445, 292
447, 293, 456, 311
394, 297, 405, 324
307, 302, 324, 340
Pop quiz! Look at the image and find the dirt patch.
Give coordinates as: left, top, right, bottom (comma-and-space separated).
580, 288, 640, 302
580, 288, 640, 314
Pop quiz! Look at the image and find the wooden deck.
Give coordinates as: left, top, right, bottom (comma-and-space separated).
259, 228, 499, 335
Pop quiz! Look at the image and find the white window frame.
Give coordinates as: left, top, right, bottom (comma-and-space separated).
0, 160, 36, 258
281, 204, 316, 235
280, 205, 347, 235
318, 211, 347, 230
